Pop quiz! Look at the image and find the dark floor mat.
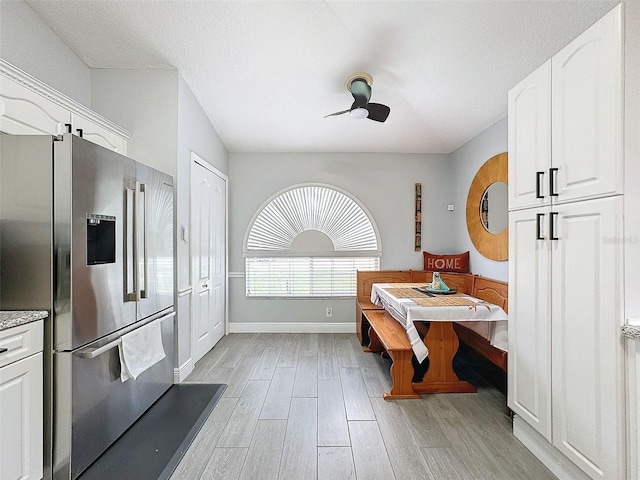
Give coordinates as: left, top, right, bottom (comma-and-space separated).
79, 383, 226, 480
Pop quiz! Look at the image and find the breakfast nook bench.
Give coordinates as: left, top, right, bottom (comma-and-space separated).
362, 309, 420, 399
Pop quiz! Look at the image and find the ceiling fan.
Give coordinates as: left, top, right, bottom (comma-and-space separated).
325, 73, 390, 123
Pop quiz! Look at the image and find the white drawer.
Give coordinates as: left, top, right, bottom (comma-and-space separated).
0, 320, 44, 368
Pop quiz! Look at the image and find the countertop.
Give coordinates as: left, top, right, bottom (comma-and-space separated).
622, 325, 640, 340
0, 311, 48, 331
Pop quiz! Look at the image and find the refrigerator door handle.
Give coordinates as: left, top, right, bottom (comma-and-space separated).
74, 337, 122, 359
140, 183, 149, 299
73, 311, 175, 359
126, 180, 141, 301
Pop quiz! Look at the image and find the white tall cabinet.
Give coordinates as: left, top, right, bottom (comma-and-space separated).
508, 4, 633, 479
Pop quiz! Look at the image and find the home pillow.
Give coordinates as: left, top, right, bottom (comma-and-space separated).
423, 251, 470, 273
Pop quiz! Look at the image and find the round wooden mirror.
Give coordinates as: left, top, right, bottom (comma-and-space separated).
466, 152, 508, 261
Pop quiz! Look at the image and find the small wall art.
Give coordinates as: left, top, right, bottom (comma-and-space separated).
415, 183, 422, 251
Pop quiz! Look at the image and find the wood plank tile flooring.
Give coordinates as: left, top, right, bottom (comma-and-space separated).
171, 333, 556, 480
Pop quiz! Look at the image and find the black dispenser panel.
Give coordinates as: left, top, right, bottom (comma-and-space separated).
86, 214, 116, 265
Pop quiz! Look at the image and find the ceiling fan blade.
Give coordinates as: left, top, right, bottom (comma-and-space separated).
324, 108, 351, 118
365, 103, 390, 122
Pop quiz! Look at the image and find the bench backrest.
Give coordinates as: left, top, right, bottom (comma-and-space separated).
356, 270, 412, 303
472, 276, 508, 313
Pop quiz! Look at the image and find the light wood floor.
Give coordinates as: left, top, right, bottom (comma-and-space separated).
171, 333, 555, 480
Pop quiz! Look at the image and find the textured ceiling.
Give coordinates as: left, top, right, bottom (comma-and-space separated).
24, 0, 619, 154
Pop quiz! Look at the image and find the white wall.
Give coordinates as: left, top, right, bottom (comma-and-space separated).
176, 75, 228, 368
228, 152, 451, 329
0, 0, 91, 107
91, 69, 179, 178
449, 117, 509, 281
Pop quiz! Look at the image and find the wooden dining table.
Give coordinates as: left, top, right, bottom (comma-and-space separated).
370, 283, 508, 394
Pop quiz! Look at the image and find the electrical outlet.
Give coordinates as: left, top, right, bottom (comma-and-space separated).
326, 307, 333, 317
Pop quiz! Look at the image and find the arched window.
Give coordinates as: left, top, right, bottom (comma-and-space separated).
244, 184, 381, 297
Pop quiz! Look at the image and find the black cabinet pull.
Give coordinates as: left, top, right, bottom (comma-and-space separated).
0, 347, 7, 354
536, 171, 545, 198
65, 123, 72, 133
76, 128, 84, 138
536, 213, 545, 240
549, 168, 559, 197
550, 212, 559, 240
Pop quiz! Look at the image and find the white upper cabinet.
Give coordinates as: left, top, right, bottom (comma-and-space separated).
509, 5, 623, 211
552, 7, 623, 204
0, 59, 129, 154
71, 113, 126, 155
508, 61, 552, 211
0, 74, 70, 135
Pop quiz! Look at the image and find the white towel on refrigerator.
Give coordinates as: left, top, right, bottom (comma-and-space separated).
118, 320, 166, 382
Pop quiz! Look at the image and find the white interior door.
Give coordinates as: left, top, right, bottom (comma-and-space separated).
191, 154, 226, 364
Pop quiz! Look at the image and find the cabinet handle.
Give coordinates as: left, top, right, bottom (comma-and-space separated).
0, 347, 7, 354
65, 123, 72, 133
536, 213, 545, 240
536, 171, 545, 198
76, 128, 84, 138
549, 168, 559, 197
550, 212, 559, 240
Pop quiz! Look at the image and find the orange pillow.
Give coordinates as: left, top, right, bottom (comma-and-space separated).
423, 251, 470, 273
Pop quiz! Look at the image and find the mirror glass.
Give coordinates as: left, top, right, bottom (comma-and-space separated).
479, 182, 508, 234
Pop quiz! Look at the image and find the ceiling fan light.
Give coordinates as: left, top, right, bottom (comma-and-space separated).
350, 108, 368, 119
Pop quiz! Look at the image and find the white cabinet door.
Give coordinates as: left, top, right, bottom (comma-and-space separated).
552, 4, 623, 204
71, 113, 127, 154
0, 74, 70, 135
551, 196, 624, 479
0, 352, 44, 480
508, 61, 552, 211
508, 207, 552, 441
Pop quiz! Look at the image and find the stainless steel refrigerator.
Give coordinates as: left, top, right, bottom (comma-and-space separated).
0, 134, 175, 479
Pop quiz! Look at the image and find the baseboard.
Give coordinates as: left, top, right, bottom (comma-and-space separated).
513, 416, 590, 480
228, 322, 356, 334
174, 358, 194, 384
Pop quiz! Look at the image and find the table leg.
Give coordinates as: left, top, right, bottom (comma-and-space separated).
412, 321, 476, 394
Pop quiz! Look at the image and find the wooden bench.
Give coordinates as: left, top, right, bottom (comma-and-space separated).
357, 269, 509, 399
356, 270, 411, 345
455, 275, 508, 371
362, 309, 420, 400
